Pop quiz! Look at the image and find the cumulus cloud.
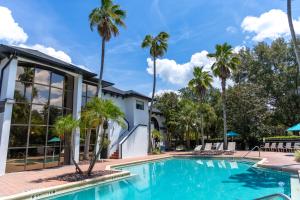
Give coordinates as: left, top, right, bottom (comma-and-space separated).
147, 51, 214, 86
241, 9, 300, 41
226, 26, 237, 34
0, 6, 28, 44
19, 44, 72, 63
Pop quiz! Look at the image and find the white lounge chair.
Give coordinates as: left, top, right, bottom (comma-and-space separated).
260, 143, 270, 151
200, 143, 212, 155
285, 142, 292, 152
193, 145, 202, 154
293, 143, 300, 152
277, 143, 284, 152
215, 142, 224, 154
224, 142, 236, 155
270, 143, 277, 151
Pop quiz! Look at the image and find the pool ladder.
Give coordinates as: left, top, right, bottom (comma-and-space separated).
242, 146, 261, 158
255, 193, 291, 200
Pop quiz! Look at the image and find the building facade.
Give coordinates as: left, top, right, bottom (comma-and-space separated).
0, 44, 165, 175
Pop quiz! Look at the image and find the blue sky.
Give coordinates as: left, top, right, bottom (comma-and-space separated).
1, 0, 300, 95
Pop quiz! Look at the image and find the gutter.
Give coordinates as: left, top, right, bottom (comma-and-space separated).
0, 52, 16, 97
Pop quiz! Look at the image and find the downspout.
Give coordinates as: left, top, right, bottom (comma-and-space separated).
0, 52, 16, 98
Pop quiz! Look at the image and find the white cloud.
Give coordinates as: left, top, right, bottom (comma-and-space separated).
241, 9, 300, 42
19, 44, 72, 63
147, 51, 214, 86
233, 45, 246, 53
0, 6, 28, 44
226, 26, 237, 34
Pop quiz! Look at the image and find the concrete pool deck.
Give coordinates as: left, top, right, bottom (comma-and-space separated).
0, 151, 299, 198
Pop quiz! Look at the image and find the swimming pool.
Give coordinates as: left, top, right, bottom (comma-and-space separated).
47, 158, 295, 200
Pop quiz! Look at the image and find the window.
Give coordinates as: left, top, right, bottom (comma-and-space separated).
136, 100, 144, 110
7, 65, 74, 173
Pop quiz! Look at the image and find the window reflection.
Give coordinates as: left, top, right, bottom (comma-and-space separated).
14, 82, 32, 103
26, 147, 45, 170
9, 126, 28, 147
12, 104, 30, 124
32, 84, 49, 104
51, 73, 64, 88
6, 148, 26, 173
29, 126, 47, 147
16, 66, 34, 83
34, 68, 50, 85
50, 88, 63, 107
87, 85, 97, 97
49, 106, 63, 125
31, 104, 48, 125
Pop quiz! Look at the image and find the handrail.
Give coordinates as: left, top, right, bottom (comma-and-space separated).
242, 146, 261, 158
254, 193, 291, 200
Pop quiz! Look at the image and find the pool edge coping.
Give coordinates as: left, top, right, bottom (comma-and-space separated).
2, 154, 300, 200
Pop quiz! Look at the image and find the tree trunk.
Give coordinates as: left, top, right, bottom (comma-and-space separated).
287, 0, 300, 95
186, 125, 190, 149
148, 56, 156, 153
201, 115, 205, 146
97, 37, 106, 98
84, 129, 91, 160
221, 78, 228, 149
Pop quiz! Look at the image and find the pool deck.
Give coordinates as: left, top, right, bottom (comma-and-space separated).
0, 151, 299, 198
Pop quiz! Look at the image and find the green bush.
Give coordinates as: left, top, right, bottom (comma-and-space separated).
295, 151, 300, 162
264, 136, 300, 140
152, 148, 161, 155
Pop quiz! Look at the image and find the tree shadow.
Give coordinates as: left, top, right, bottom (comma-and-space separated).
223, 167, 291, 195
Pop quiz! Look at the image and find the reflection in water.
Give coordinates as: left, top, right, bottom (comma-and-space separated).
50, 159, 292, 200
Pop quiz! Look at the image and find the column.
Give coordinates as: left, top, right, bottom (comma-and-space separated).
0, 58, 17, 175
72, 74, 82, 163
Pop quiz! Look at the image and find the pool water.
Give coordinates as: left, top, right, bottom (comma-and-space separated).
48, 158, 293, 200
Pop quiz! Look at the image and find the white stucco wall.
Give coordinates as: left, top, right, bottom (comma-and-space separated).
133, 98, 149, 126
107, 120, 126, 156
120, 125, 148, 158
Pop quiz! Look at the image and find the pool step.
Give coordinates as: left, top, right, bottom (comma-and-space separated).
110, 149, 119, 159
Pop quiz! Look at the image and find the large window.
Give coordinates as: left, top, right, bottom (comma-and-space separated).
6, 64, 74, 173
136, 100, 145, 110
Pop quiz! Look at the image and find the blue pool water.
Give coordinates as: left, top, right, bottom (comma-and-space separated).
48, 158, 293, 200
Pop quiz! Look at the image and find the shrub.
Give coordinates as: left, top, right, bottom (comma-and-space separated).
265, 136, 300, 140
152, 148, 161, 155
295, 151, 300, 162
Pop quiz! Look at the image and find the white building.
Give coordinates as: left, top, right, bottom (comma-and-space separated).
0, 44, 165, 175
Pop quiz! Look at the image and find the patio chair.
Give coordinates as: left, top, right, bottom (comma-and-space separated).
293, 142, 300, 152
224, 142, 236, 155
200, 143, 213, 155
269, 143, 277, 151
285, 142, 293, 152
277, 143, 284, 152
260, 143, 270, 151
193, 145, 202, 154
215, 142, 224, 155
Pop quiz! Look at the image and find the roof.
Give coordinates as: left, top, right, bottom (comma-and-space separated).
0, 44, 96, 78
103, 86, 151, 101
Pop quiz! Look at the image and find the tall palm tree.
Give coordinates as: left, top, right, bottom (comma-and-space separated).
287, 0, 300, 94
208, 43, 239, 149
188, 66, 213, 145
141, 32, 169, 153
54, 115, 83, 174
89, 0, 126, 97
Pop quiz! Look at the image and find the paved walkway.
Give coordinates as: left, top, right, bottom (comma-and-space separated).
0, 151, 299, 197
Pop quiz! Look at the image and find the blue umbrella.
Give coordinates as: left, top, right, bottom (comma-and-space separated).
227, 131, 239, 137
48, 137, 60, 143
287, 123, 300, 131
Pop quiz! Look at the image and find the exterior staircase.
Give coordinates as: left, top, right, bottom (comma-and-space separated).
109, 149, 119, 159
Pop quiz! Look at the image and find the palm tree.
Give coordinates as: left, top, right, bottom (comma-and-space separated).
85, 97, 124, 175
89, 0, 126, 97
287, 0, 300, 94
141, 32, 169, 153
188, 67, 213, 145
208, 43, 239, 149
54, 115, 83, 174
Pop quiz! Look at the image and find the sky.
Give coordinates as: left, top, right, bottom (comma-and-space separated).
1, 0, 300, 96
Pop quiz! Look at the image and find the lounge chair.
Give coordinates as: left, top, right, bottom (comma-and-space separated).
200, 143, 212, 155
215, 142, 224, 154
224, 142, 236, 155
193, 145, 202, 154
260, 143, 270, 151
277, 143, 284, 152
285, 142, 292, 152
270, 143, 277, 151
293, 142, 300, 152
175, 145, 185, 151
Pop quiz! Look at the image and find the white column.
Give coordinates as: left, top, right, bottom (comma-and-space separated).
72, 75, 82, 163
0, 58, 17, 175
